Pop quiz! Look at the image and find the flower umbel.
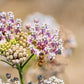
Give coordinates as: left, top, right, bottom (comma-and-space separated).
26, 18, 63, 60
0, 12, 22, 43
44, 76, 64, 84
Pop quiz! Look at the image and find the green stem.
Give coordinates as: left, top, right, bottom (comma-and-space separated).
16, 64, 24, 84
16, 53, 34, 84
18, 68, 24, 84
22, 53, 34, 69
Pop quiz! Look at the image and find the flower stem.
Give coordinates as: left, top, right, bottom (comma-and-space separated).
16, 64, 24, 84
16, 53, 34, 84
22, 53, 34, 69
18, 68, 24, 84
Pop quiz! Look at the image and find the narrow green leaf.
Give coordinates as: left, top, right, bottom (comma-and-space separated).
22, 53, 34, 69
0, 59, 12, 66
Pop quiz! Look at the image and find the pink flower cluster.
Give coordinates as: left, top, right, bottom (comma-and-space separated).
27, 18, 63, 60
0, 12, 22, 42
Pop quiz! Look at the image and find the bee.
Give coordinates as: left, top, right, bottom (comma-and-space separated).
38, 52, 45, 67
34, 52, 48, 68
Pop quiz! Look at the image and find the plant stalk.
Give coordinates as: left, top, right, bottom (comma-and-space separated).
16, 53, 34, 84
22, 53, 34, 68
18, 68, 24, 84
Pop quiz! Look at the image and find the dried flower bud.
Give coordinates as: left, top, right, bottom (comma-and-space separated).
28, 81, 33, 84
38, 75, 43, 80
6, 73, 11, 79
13, 77, 19, 81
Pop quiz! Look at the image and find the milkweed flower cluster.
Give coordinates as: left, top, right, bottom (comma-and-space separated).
0, 12, 22, 44
15, 31, 28, 48
0, 75, 64, 84
26, 18, 63, 60
43, 76, 64, 84
24, 13, 77, 58
28, 75, 64, 84
0, 39, 18, 56
0, 73, 20, 84
0, 78, 20, 84
0, 12, 29, 65
6, 44, 28, 65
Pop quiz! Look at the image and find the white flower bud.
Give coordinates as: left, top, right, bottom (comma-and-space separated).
9, 55, 13, 60
26, 54, 28, 57
19, 53, 23, 57
23, 49, 26, 52
20, 37, 24, 40
15, 35, 19, 39
7, 79, 11, 83
7, 56, 10, 60
19, 41, 23, 44
44, 79, 48, 83
12, 60, 16, 64
23, 43, 26, 47
23, 57, 26, 61
17, 32, 20, 35
59, 39, 63, 45
20, 46, 23, 49
12, 47, 16, 51
16, 45, 19, 49
23, 52, 26, 57
23, 39, 26, 43
8, 49, 13, 54
16, 43, 20, 46
58, 45, 63, 51
6, 52, 9, 56
34, 18, 39, 23
26, 24, 31, 29
1, 18, 6, 23
16, 59, 19, 64
18, 49, 23, 53
19, 58, 23, 63
24, 35, 27, 39
12, 45, 15, 48
15, 81, 20, 84
14, 53, 17, 58
46, 80, 51, 84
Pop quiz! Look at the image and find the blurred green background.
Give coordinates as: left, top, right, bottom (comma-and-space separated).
0, 0, 84, 84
